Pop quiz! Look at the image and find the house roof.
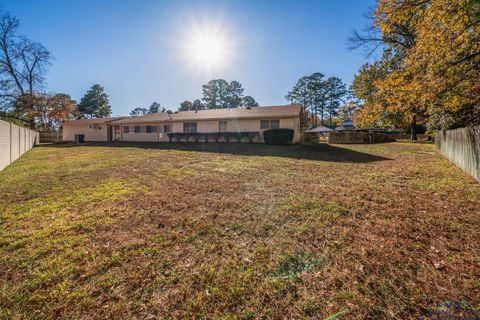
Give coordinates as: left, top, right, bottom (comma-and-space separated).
304, 125, 333, 133
63, 117, 125, 125
108, 104, 302, 124
108, 113, 171, 124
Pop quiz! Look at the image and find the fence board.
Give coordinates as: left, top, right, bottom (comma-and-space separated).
0, 121, 10, 171
10, 123, 20, 163
20, 126, 26, 154
435, 126, 480, 182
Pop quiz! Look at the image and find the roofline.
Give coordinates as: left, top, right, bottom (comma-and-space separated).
109, 114, 299, 124
63, 117, 126, 125
64, 105, 302, 125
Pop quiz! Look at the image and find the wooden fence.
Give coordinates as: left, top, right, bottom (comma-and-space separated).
0, 119, 38, 171
39, 131, 63, 143
328, 131, 395, 144
435, 126, 480, 182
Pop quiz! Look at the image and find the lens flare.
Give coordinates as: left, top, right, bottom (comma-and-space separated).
179, 18, 235, 75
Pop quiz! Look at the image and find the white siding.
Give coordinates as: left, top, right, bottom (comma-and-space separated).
63, 124, 108, 141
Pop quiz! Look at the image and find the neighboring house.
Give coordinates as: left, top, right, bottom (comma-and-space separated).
62, 117, 126, 142
63, 105, 302, 143
336, 119, 355, 131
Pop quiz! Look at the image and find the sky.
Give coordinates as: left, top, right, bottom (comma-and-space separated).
1, 0, 375, 115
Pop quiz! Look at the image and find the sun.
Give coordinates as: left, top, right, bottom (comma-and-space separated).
191, 33, 226, 67
182, 23, 233, 74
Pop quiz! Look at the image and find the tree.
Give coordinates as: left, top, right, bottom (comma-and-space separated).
192, 99, 205, 110
0, 10, 53, 118
338, 99, 361, 122
129, 107, 148, 117
77, 84, 111, 118
350, 0, 480, 138
201, 79, 253, 109
286, 73, 334, 126
325, 77, 347, 126
148, 102, 160, 113
44, 94, 78, 130
308, 73, 328, 126
228, 80, 244, 108
202, 80, 221, 109
13, 93, 78, 131
349, 0, 425, 138
351, 49, 403, 128
242, 96, 259, 108
286, 76, 313, 125
178, 100, 194, 111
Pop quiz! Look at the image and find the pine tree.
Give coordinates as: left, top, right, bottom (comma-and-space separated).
78, 84, 111, 118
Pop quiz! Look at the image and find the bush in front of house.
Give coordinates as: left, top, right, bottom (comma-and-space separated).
263, 128, 294, 144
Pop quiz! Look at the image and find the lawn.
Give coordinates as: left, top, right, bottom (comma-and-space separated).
0, 142, 479, 319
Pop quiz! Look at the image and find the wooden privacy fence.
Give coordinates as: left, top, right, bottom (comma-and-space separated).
39, 131, 62, 143
0, 119, 38, 171
328, 131, 395, 144
435, 126, 480, 182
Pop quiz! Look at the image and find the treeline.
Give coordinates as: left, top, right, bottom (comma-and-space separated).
129, 102, 166, 117
286, 73, 350, 127
178, 79, 258, 112
350, 0, 480, 139
128, 79, 259, 116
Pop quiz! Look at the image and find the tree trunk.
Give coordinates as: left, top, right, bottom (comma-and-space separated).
410, 116, 417, 141
321, 106, 324, 126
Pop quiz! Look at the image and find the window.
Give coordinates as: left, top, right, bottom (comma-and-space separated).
164, 124, 171, 133
123, 126, 130, 133
146, 125, 158, 133
260, 120, 269, 130
134, 126, 146, 133
271, 120, 280, 129
89, 124, 101, 129
219, 120, 227, 132
260, 119, 280, 130
183, 122, 197, 133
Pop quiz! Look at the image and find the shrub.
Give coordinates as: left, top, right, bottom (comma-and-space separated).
263, 128, 294, 144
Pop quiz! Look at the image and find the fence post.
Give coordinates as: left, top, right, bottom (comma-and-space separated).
18, 124, 20, 159
9, 121, 12, 165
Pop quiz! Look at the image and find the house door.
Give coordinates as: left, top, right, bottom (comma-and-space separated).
114, 125, 120, 141
107, 125, 112, 141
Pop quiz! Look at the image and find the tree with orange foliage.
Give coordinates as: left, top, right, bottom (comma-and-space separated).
350, 0, 480, 139
14, 93, 78, 131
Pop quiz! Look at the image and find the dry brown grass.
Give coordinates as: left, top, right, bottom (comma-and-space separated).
0, 142, 479, 319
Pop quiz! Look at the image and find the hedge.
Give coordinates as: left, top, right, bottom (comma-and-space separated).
263, 128, 294, 144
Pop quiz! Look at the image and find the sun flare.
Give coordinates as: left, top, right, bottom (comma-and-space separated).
191, 33, 226, 66
182, 23, 233, 74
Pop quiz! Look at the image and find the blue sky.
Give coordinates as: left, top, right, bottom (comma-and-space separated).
1, 0, 375, 115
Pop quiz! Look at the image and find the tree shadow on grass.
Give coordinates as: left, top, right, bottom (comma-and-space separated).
39, 142, 391, 163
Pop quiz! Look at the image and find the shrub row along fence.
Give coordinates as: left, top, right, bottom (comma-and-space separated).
435, 126, 480, 182
0, 119, 38, 171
